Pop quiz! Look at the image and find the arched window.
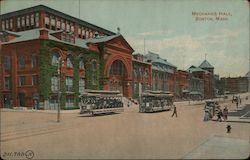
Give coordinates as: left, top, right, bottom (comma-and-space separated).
79, 58, 85, 69
92, 60, 97, 71
51, 52, 59, 66
66, 55, 74, 68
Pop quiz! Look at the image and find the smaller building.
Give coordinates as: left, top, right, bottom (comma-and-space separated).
175, 70, 189, 100
144, 51, 177, 93
132, 53, 152, 99
220, 76, 249, 94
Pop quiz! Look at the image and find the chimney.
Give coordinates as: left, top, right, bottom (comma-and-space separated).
39, 29, 49, 39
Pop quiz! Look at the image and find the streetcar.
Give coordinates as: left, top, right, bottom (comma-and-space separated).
79, 90, 124, 115
139, 90, 174, 113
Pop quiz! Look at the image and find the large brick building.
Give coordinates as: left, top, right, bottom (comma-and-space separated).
0, 5, 134, 109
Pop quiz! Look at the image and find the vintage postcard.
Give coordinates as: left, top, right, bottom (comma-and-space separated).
0, 0, 249, 159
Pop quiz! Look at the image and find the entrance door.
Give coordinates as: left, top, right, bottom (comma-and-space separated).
19, 93, 26, 107
109, 60, 128, 96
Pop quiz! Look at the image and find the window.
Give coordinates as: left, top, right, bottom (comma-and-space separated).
21, 16, 25, 27
19, 56, 25, 69
32, 75, 38, 85
19, 76, 26, 86
5, 19, 9, 29
70, 23, 74, 32
56, 18, 61, 30
4, 77, 11, 89
31, 54, 37, 68
35, 13, 39, 27
66, 97, 74, 108
66, 21, 70, 32
79, 78, 85, 93
9, 19, 13, 30
51, 15, 55, 30
62, 19, 65, 30
66, 55, 73, 68
81, 27, 85, 38
26, 15, 30, 27
17, 17, 21, 28
2, 21, 5, 31
79, 59, 84, 69
51, 53, 59, 66
51, 76, 59, 92
45, 14, 49, 29
92, 74, 97, 85
3, 56, 11, 70
31, 14, 34, 27
78, 27, 81, 38
66, 76, 73, 92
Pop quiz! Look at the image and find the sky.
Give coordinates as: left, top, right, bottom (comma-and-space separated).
1, 0, 249, 77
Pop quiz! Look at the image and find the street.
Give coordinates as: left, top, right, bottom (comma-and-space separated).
1, 95, 249, 159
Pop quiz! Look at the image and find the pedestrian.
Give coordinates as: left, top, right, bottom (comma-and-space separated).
204, 106, 210, 121
223, 106, 228, 121
171, 105, 177, 117
226, 124, 231, 133
127, 99, 130, 107
217, 108, 223, 122
236, 99, 239, 109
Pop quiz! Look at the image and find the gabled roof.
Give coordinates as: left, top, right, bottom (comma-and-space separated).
144, 51, 176, 68
199, 60, 214, 69
187, 65, 207, 73
86, 34, 134, 52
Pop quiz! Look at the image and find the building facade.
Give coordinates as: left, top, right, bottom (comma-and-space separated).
0, 5, 134, 109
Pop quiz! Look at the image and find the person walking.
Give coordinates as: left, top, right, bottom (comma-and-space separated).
171, 105, 177, 117
223, 106, 228, 121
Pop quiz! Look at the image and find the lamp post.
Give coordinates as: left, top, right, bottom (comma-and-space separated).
57, 57, 64, 123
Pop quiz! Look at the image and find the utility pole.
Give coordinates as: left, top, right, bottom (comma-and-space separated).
57, 57, 63, 123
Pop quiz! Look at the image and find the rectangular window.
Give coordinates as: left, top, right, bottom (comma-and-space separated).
31, 54, 37, 68
66, 77, 73, 92
17, 17, 21, 28
2, 21, 5, 31
62, 19, 65, 30
51, 15, 55, 30
35, 13, 39, 27
70, 23, 74, 32
26, 15, 30, 26
21, 16, 25, 27
9, 19, 13, 30
56, 17, 61, 30
79, 78, 85, 93
45, 14, 49, 29
19, 76, 26, 86
66, 21, 70, 32
5, 19, 9, 29
4, 77, 11, 90
19, 56, 25, 69
51, 76, 59, 92
32, 75, 38, 85
31, 14, 34, 26
3, 56, 11, 70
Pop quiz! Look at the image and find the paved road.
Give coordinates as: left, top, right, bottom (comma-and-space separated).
1, 94, 249, 159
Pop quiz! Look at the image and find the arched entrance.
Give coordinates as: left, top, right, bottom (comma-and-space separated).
108, 60, 128, 96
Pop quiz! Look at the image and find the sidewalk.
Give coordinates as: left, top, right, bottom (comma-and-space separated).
183, 135, 249, 159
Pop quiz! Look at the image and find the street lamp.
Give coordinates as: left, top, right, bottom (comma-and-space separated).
57, 57, 64, 123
